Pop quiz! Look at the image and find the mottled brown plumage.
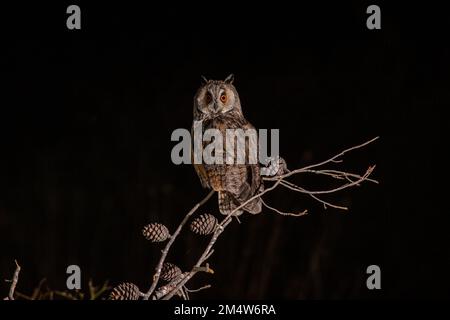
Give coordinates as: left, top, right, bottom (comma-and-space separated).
192, 75, 263, 215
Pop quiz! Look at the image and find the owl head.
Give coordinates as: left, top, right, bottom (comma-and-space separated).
193, 74, 242, 120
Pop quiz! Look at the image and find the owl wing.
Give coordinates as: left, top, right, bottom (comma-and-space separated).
226, 121, 263, 214
193, 163, 210, 189
242, 121, 263, 195
191, 138, 210, 189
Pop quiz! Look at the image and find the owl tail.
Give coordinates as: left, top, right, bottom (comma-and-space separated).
218, 191, 262, 216
218, 191, 243, 216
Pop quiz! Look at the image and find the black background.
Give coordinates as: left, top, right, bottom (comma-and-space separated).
0, 2, 448, 299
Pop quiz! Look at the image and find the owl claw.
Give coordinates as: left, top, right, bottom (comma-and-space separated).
260, 156, 288, 177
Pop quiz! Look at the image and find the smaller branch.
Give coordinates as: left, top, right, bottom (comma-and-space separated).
308, 192, 347, 210
152, 272, 188, 300
184, 284, 211, 293
280, 180, 348, 210
203, 249, 215, 261
299, 136, 379, 172
261, 198, 308, 217
266, 166, 376, 195
88, 279, 95, 300
15, 278, 48, 300
143, 190, 215, 300
264, 137, 379, 182
179, 287, 189, 300
297, 166, 376, 195
88, 279, 111, 300
183, 288, 190, 300
4, 260, 21, 300
193, 263, 214, 274
294, 169, 379, 185
273, 165, 375, 211
13, 292, 33, 300
53, 291, 79, 300
162, 220, 231, 300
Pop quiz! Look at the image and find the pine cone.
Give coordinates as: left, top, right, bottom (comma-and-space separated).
108, 282, 140, 300
190, 214, 217, 235
142, 223, 170, 242
161, 262, 182, 282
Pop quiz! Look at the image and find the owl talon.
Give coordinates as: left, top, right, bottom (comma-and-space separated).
261, 156, 288, 177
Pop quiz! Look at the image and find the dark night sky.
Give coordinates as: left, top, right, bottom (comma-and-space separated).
0, 2, 448, 299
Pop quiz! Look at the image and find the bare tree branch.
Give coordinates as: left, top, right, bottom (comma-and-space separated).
152, 272, 188, 300
142, 190, 215, 300
185, 284, 211, 293
289, 168, 379, 185
280, 180, 349, 210
268, 136, 379, 180
148, 137, 378, 300
261, 198, 308, 217
275, 165, 375, 196
4, 260, 21, 300
161, 219, 231, 300
88, 279, 111, 300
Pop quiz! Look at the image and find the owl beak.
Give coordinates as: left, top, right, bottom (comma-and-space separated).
211, 102, 220, 113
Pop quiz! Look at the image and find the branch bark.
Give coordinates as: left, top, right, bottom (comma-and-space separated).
4, 260, 21, 300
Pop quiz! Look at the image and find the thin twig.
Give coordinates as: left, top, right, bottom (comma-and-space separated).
261, 198, 308, 217
203, 249, 215, 261
53, 291, 79, 300
88, 279, 111, 300
280, 166, 375, 195
13, 292, 33, 300
143, 190, 215, 300
184, 284, 211, 293
283, 168, 379, 185
4, 260, 21, 300
179, 287, 189, 300
193, 263, 214, 274
183, 287, 190, 300
280, 180, 348, 210
264, 136, 379, 181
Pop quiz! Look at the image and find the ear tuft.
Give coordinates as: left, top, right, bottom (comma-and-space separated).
224, 74, 234, 84
201, 75, 208, 84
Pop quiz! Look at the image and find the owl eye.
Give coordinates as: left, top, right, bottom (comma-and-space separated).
205, 92, 212, 104
220, 93, 227, 103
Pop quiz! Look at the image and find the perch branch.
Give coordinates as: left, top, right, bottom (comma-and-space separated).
153, 137, 378, 299
161, 219, 231, 299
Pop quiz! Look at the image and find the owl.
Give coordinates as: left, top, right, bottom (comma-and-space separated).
192, 74, 263, 216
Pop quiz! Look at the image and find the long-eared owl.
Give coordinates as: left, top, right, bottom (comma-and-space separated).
192, 74, 263, 216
